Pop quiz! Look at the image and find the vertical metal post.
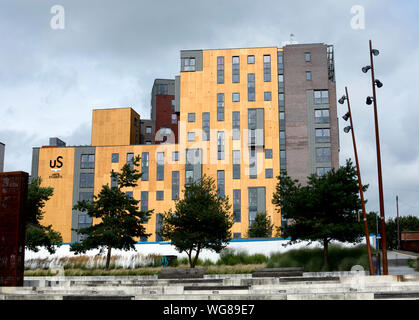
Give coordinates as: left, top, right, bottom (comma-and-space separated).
369, 39, 388, 275
345, 87, 374, 275
396, 195, 400, 250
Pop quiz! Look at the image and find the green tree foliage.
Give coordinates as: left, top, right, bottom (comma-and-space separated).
70, 155, 151, 269
272, 160, 366, 267
247, 213, 273, 238
160, 175, 233, 268
25, 177, 62, 254
386, 215, 419, 249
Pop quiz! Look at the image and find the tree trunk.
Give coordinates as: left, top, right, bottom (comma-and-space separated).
191, 245, 201, 268
187, 250, 193, 268
106, 246, 112, 270
323, 239, 329, 268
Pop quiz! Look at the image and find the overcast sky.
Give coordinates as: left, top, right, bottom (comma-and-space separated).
1, 0, 418, 220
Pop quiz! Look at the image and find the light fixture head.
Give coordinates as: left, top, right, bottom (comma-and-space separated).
344, 126, 352, 133
362, 65, 372, 73
366, 96, 374, 105
371, 49, 380, 56
375, 79, 383, 88
338, 95, 347, 105
342, 112, 350, 121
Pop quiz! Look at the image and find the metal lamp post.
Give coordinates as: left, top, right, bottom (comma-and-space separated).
339, 87, 374, 275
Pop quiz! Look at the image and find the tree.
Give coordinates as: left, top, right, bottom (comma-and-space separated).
272, 160, 366, 267
160, 175, 233, 268
70, 155, 151, 269
247, 213, 273, 238
386, 215, 419, 249
25, 177, 62, 254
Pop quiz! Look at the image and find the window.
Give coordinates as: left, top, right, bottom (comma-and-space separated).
315, 109, 330, 123
248, 73, 255, 101
249, 148, 257, 179
233, 233, 241, 239
172, 171, 179, 200
202, 112, 210, 141
217, 93, 224, 121
78, 214, 92, 230
305, 52, 311, 62
233, 189, 241, 222
315, 128, 331, 143
146, 126, 152, 134
172, 151, 179, 161
217, 56, 224, 84
126, 191, 133, 200
146, 141, 152, 145
264, 91, 272, 101
265, 149, 273, 159
156, 152, 164, 181
156, 190, 164, 201
217, 131, 225, 160
314, 90, 329, 104
155, 83, 168, 95
171, 99, 175, 111
279, 111, 285, 128
80, 173, 94, 188
263, 55, 271, 82
247, 55, 255, 64
316, 167, 331, 176
188, 131, 195, 142
79, 192, 93, 203
185, 170, 194, 185
181, 57, 196, 71
81, 154, 95, 169
141, 152, 149, 181
111, 153, 119, 163
265, 168, 273, 179
278, 93, 285, 108
140, 236, 148, 242
134, 118, 139, 129
306, 71, 312, 81
316, 147, 331, 162
141, 191, 149, 222
171, 114, 177, 124
188, 113, 195, 122
278, 74, 284, 88
232, 111, 240, 140
232, 92, 240, 102
280, 150, 286, 171
280, 130, 285, 145
110, 173, 118, 189
233, 150, 240, 179
277, 52, 284, 71
232, 56, 240, 83
217, 170, 225, 199
126, 153, 134, 167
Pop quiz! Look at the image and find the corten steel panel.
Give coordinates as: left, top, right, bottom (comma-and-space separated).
0, 171, 28, 287
155, 94, 178, 144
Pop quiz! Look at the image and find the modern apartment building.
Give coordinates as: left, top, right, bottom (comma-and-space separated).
31, 43, 339, 243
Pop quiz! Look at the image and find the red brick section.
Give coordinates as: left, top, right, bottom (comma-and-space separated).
155, 94, 178, 144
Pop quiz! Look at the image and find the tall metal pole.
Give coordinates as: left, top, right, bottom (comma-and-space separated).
369, 39, 388, 274
396, 195, 400, 250
345, 87, 374, 275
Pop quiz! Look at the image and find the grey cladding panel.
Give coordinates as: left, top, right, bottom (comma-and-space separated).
175, 76, 180, 113
31, 148, 40, 178
180, 50, 203, 71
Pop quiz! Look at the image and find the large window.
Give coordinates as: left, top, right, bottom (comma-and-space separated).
202, 112, 210, 141
181, 57, 196, 71
172, 171, 179, 200
217, 170, 225, 199
280, 130, 286, 145
249, 148, 257, 179
280, 150, 286, 171
314, 90, 329, 104
110, 173, 118, 189
156, 152, 164, 181
126, 153, 134, 169
79, 192, 94, 202
141, 191, 149, 222
263, 55, 271, 82
233, 189, 241, 222
248, 73, 255, 101
141, 152, 149, 181
316, 167, 331, 176
315, 109, 330, 124
232, 111, 240, 140
232, 56, 240, 83
217, 131, 225, 160
315, 128, 331, 143
80, 173, 94, 188
233, 150, 240, 179
81, 154, 95, 169
217, 93, 224, 121
316, 147, 331, 162
217, 56, 224, 84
